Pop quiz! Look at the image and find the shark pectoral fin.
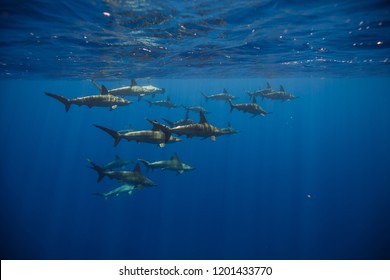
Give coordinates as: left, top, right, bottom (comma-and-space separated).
201, 136, 208, 140
251, 114, 257, 119
128, 191, 133, 196
177, 170, 184, 175
110, 105, 117, 111
210, 136, 216, 141
159, 143, 166, 148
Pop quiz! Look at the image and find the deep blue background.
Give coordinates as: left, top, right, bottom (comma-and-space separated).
0, 78, 389, 259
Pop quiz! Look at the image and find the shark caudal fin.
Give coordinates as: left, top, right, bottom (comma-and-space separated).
92, 192, 108, 200
162, 118, 175, 127
94, 124, 121, 147
145, 118, 172, 143
201, 92, 209, 101
45, 92, 72, 112
144, 100, 153, 107
87, 159, 106, 182
246, 91, 253, 100
138, 159, 151, 172
228, 99, 235, 113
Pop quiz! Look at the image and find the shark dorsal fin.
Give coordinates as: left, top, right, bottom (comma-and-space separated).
151, 121, 159, 131
280, 85, 285, 92
171, 153, 180, 161
167, 96, 171, 102
199, 112, 207, 124
228, 121, 231, 127
185, 110, 189, 120
266, 82, 271, 89
115, 154, 120, 160
101, 85, 109, 95
133, 163, 141, 174
223, 88, 228, 93
131, 79, 138, 86
253, 96, 257, 104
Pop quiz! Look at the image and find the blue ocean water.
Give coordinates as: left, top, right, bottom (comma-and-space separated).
1, 1, 390, 260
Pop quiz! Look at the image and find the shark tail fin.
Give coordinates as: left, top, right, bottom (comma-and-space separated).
162, 118, 174, 127
94, 124, 121, 147
87, 159, 106, 182
93, 192, 108, 200
246, 92, 253, 100
138, 159, 151, 172
144, 100, 153, 107
228, 99, 235, 113
201, 92, 208, 101
45, 92, 72, 112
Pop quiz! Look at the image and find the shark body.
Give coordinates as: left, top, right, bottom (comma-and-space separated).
103, 155, 133, 170
163, 111, 196, 127
93, 184, 135, 200
92, 79, 165, 100
144, 97, 180, 108
247, 82, 275, 100
202, 89, 238, 102
146, 112, 224, 142
182, 105, 210, 114
262, 85, 298, 101
138, 153, 195, 175
228, 97, 271, 118
94, 124, 181, 147
88, 160, 156, 189
45, 85, 132, 112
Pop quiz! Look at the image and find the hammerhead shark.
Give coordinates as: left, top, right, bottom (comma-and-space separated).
202, 88, 238, 102
163, 111, 196, 127
228, 97, 271, 118
262, 85, 298, 101
94, 123, 182, 148
138, 153, 195, 175
182, 105, 210, 114
93, 184, 135, 200
103, 155, 133, 170
45, 85, 132, 112
92, 79, 165, 100
146, 112, 224, 142
247, 82, 275, 100
88, 160, 156, 189
144, 96, 180, 108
